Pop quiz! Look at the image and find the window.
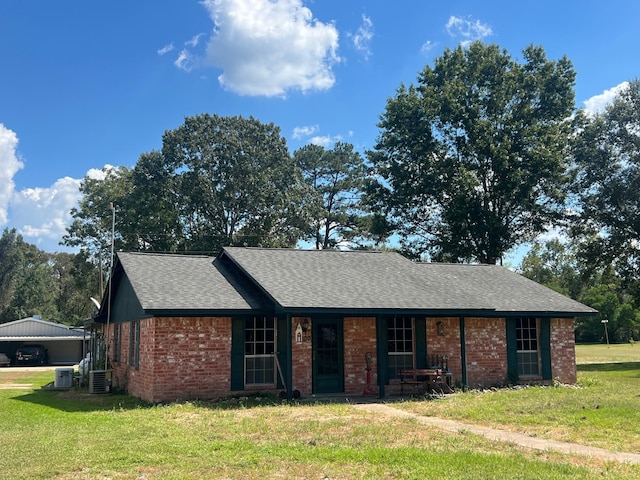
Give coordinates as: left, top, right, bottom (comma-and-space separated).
387, 316, 414, 379
244, 316, 276, 386
516, 317, 539, 376
129, 320, 140, 369
113, 323, 121, 364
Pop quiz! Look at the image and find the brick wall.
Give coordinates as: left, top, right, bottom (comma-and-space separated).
426, 317, 462, 383
343, 317, 377, 395
551, 317, 577, 384
463, 317, 508, 387
108, 317, 233, 403
106, 314, 577, 402
291, 317, 312, 396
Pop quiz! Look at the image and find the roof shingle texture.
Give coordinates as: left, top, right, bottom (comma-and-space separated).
116, 252, 265, 311
114, 249, 595, 315
222, 247, 595, 314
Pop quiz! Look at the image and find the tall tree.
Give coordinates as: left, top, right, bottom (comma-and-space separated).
569, 79, 640, 284
520, 240, 640, 343
368, 42, 576, 263
294, 142, 370, 249
63, 166, 133, 264
520, 239, 583, 299
162, 114, 309, 251
0, 229, 21, 319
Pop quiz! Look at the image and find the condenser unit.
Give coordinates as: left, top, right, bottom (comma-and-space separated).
89, 369, 112, 394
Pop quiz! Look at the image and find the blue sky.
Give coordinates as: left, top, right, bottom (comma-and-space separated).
1, 0, 638, 260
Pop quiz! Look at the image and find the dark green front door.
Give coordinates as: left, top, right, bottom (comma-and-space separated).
312, 319, 344, 393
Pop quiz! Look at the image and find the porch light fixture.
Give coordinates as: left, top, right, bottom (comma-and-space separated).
301, 318, 309, 333
436, 321, 445, 336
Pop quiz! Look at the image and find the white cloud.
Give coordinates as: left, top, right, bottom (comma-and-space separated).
0, 124, 115, 252
157, 43, 175, 56
185, 33, 205, 48
201, 0, 340, 96
0, 124, 24, 225
445, 16, 493, 46
174, 49, 196, 72
583, 81, 630, 115
309, 134, 347, 147
10, 177, 82, 247
421, 40, 437, 55
292, 124, 319, 139
349, 14, 374, 60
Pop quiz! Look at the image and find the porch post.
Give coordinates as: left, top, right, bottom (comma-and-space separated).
459, 316, 467, 386
286, 313, 293, 401
376, 314, 386, 398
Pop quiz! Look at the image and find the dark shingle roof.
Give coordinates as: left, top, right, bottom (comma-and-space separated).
116, 252, 267, 312
221, 247, 596, 315
414, 263, 595, 314
113, 249, 595, 316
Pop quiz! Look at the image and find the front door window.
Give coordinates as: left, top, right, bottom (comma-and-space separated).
312, 319, 344, 393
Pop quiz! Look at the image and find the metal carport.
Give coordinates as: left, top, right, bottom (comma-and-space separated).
0, 317, 89, 365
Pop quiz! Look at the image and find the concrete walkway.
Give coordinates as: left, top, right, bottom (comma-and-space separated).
353, 403, 640, 465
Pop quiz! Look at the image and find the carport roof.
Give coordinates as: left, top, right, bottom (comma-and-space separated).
0, 317, 86, 342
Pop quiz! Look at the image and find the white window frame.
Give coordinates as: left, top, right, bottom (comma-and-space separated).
516, 317, 539, 377
244, 316, 276, 386
387, 316, 415, 378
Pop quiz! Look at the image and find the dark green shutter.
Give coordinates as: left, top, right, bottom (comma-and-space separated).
506, 317, 518, 383
277, 315, 287, 390
415, 317, 427, 369
230, 317, 245, 391
540, 318, 552, 380
376, 315, 388, 395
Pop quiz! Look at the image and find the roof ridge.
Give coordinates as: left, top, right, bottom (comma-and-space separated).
119, 251, 215, 259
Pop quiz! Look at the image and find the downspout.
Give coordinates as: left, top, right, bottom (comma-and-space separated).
459, 316, 467, 387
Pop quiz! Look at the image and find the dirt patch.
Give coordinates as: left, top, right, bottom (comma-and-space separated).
0, 383, 33, 389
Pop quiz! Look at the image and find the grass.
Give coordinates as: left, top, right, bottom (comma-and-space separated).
397, 344, 640, 449
0, 344, 638, 479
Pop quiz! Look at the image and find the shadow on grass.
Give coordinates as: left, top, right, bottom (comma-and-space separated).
577, 361, 640, 373
10, 388, 296, 413
11, 388, 151, 412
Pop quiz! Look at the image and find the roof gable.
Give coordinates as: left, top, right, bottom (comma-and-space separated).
115, 252, 269, 312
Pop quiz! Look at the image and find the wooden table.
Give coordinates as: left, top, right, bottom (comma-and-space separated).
398, 368, 453, 394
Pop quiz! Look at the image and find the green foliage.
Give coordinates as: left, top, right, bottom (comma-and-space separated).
569, 79, 640, 286
294, 142, 378, 249
64, 115, 310, 256
520, 240, 640, 342
368, 42, 576, 263
0, 229, 99, 325
62, 165, 132, 260
162, 114, 309, 251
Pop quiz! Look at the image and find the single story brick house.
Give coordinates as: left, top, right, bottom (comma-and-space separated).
95, 247, 595, 403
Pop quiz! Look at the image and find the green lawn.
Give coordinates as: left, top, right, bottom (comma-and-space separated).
397, 344, 640, 455
0, 344, 638, 479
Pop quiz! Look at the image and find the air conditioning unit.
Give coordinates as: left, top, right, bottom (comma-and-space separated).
89, 370, 112, 394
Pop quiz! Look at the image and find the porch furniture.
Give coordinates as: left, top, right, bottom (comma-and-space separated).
398, 368, 453, 394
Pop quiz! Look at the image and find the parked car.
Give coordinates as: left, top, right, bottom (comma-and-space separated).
15, 344, 49, 365
0, 353, 10, 367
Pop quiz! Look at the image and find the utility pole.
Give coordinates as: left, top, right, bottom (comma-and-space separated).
601, 319, 610, 347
